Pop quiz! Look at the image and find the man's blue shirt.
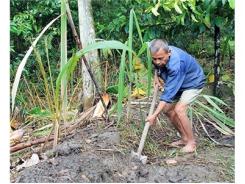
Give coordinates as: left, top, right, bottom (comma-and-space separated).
156, 46, 206, 103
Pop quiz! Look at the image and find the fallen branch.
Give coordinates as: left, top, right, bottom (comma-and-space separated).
11, 106, 96, 153
10, 136, 54, 153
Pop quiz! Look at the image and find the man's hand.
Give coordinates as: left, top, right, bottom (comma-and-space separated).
146, 101, 166, 125
145, 114, 157, 125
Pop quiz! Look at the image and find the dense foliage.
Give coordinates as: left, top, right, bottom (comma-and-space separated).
11, 0, 234, 79
10, 0, 235, 135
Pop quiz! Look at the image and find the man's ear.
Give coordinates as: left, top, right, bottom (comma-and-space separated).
168, 50, 171, 56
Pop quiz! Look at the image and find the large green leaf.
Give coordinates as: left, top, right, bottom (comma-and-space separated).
193, 108, 233, 136
202, 95, 225, 113
55, 40, 134, 107
203, 13, 211, 28
60, 0, 68, 113
151, 1, 161, 16
201, 95, 228, 106
128, 9, 134, 82
205, 112, 234, 135
77, 40, 134, 58
191, 14, 198, 22
117, 49, 127, 122
195, 100, 234, 127
132, 10, 144, 45
174, 2, 183, 14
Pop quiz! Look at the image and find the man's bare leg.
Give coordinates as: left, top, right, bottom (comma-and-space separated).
174, 102, 196, 153
167, 111, 188, 146
164, 104, 188, 147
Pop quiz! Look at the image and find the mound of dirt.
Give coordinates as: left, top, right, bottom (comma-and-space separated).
12, 124, 234, 183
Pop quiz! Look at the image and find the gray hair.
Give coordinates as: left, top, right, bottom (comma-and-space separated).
149, 39, 169, 53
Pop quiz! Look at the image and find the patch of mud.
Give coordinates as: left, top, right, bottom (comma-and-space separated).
13, 125, 234, 183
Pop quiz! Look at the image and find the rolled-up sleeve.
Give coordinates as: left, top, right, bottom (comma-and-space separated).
160, 67, 185, 103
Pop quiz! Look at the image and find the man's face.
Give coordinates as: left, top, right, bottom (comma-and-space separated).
151, 48, 171, 67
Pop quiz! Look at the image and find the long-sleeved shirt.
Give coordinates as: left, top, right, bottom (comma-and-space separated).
155, 46, 206, 103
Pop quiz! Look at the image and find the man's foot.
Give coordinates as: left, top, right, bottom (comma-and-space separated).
170, 139, 186, 147
180, 142, 196, 153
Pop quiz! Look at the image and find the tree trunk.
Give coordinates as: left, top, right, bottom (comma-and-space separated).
77, 0, 102, 110
213, 25, 221, 96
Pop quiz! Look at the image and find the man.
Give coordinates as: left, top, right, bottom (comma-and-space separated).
146, 39, 206, 153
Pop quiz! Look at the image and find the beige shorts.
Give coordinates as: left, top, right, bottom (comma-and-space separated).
173, 88, 203, 105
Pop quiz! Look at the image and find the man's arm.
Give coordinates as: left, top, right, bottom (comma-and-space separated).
145, 101, 167, 125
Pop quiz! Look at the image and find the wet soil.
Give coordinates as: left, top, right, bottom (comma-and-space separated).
11, 122, 234, 183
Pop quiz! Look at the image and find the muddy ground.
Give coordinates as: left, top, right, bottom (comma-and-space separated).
11, 118, 234, 183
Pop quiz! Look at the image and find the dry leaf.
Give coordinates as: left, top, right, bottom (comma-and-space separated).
10, 119, 21, 130
16, 154, 40, 171
92, 93, 110, 118
10, 107, 22, 129
10, 129, 25, 146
